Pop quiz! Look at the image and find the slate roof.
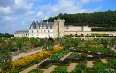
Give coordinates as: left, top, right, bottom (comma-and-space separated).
15, 30, 29, 34
30, 21, 54, 29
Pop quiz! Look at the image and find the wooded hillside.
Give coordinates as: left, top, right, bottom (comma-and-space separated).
43, 10, 116, 31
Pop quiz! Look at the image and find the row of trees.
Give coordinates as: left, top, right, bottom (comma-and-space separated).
0, 37, 55, 52
91, 27, 116, 31
44, 10, 116, 28
0, 33, 13, 37
1, 37, 116, 52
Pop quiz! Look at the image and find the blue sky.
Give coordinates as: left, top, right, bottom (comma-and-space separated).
0, 0, 116, 34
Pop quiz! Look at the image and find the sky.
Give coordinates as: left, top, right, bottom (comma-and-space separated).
0, 0, 116, 34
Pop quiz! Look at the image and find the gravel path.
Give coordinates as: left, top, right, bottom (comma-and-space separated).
43, 52, 72, 73
88, 55, 93, 57
60, 52, 72, 61
111, 47, 116, 52
101, 59, 108, 63
20, 58, 48, 73
43, 65, 57, 73
87, 61, 94, 68
12, 48, 42, 61
67, 63, 77, 72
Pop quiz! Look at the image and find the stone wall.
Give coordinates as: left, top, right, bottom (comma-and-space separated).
64, 31, 116, 36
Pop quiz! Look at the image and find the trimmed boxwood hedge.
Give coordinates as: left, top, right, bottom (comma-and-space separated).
28, 69, 43, 73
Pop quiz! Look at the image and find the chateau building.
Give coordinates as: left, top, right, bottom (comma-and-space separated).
14, 19, 116, 38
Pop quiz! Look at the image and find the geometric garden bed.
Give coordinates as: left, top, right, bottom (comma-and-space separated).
29, 48, 116, 73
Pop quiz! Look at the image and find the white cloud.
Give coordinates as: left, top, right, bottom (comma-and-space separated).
36, 11, 45, 19
22, 22, 27, 26
0, 7, 12, 14
38, 0, 102, 20
0, 0, 103, 33
43, 16, 49, 20
3, 16, 14, 22
39, 0, 89, 19
79, 0, 102, 4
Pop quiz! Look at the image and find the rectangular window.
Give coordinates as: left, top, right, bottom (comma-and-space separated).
66, 27, 69, 29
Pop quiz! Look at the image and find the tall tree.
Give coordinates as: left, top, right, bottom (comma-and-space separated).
0, 47, 12, 72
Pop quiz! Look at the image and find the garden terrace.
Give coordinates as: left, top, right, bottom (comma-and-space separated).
3, 46, 64, 73
30, 47, 116, 73
1, 37, 116, 73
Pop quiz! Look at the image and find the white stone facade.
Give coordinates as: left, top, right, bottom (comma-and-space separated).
14, 19, 116, 38
29, 29, 54, 38
14, 31, 29, 37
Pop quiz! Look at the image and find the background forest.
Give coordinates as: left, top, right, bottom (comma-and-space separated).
44, 10, 116, 31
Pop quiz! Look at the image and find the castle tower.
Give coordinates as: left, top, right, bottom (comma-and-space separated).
54, 18, 65, 38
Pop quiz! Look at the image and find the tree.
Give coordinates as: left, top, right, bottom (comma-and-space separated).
29, 38, 39, 48
44, 10, 116, 28
0, 47, 12, 72
16, 38, 23, 51
100, 39, 109, 48
47, 37, 54, 51
71, 38, 80, 47
110, 38, 116, 48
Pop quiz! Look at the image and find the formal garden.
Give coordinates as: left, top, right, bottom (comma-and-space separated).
0, 37, 116, 73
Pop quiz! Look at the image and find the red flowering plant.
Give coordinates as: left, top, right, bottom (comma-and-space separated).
12, 44, 17, 46
0, 43, 4, 47
54, 42, 59, 45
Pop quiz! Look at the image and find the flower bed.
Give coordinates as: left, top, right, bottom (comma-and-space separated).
8, 46, 64, 73
67, 52, 81, 59
71, 62, 87, 73
51, 66, 68, 73
74, 48, 115, 54
0, 43, 4, 47
39, 60, 52, 69
28, 69, 43, 73
97, 69, 116, 73
49, 49, 69, 60
61, 58, 71, 65
106, 59, 116, 70
86, 61, 116, 72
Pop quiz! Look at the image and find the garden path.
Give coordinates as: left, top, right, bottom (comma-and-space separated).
67, 63, 77, 72
88, 55, 93, 57
87, 61, 94, 68
101, 59, 108, 63
60, 52, 72, 61
42, 52, 72, 73
20, 58, 48, 73
43, 65, 57, 73
111, 47, 116, 52
12, 48, 42, 61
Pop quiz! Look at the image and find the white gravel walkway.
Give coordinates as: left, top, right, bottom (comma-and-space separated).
67, 63, 77, 72
12, 48, 42, 61
87, 61, 94, 68
20, 58, 48, 73
43, 52, 72, 73
111, 47, 116, 52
